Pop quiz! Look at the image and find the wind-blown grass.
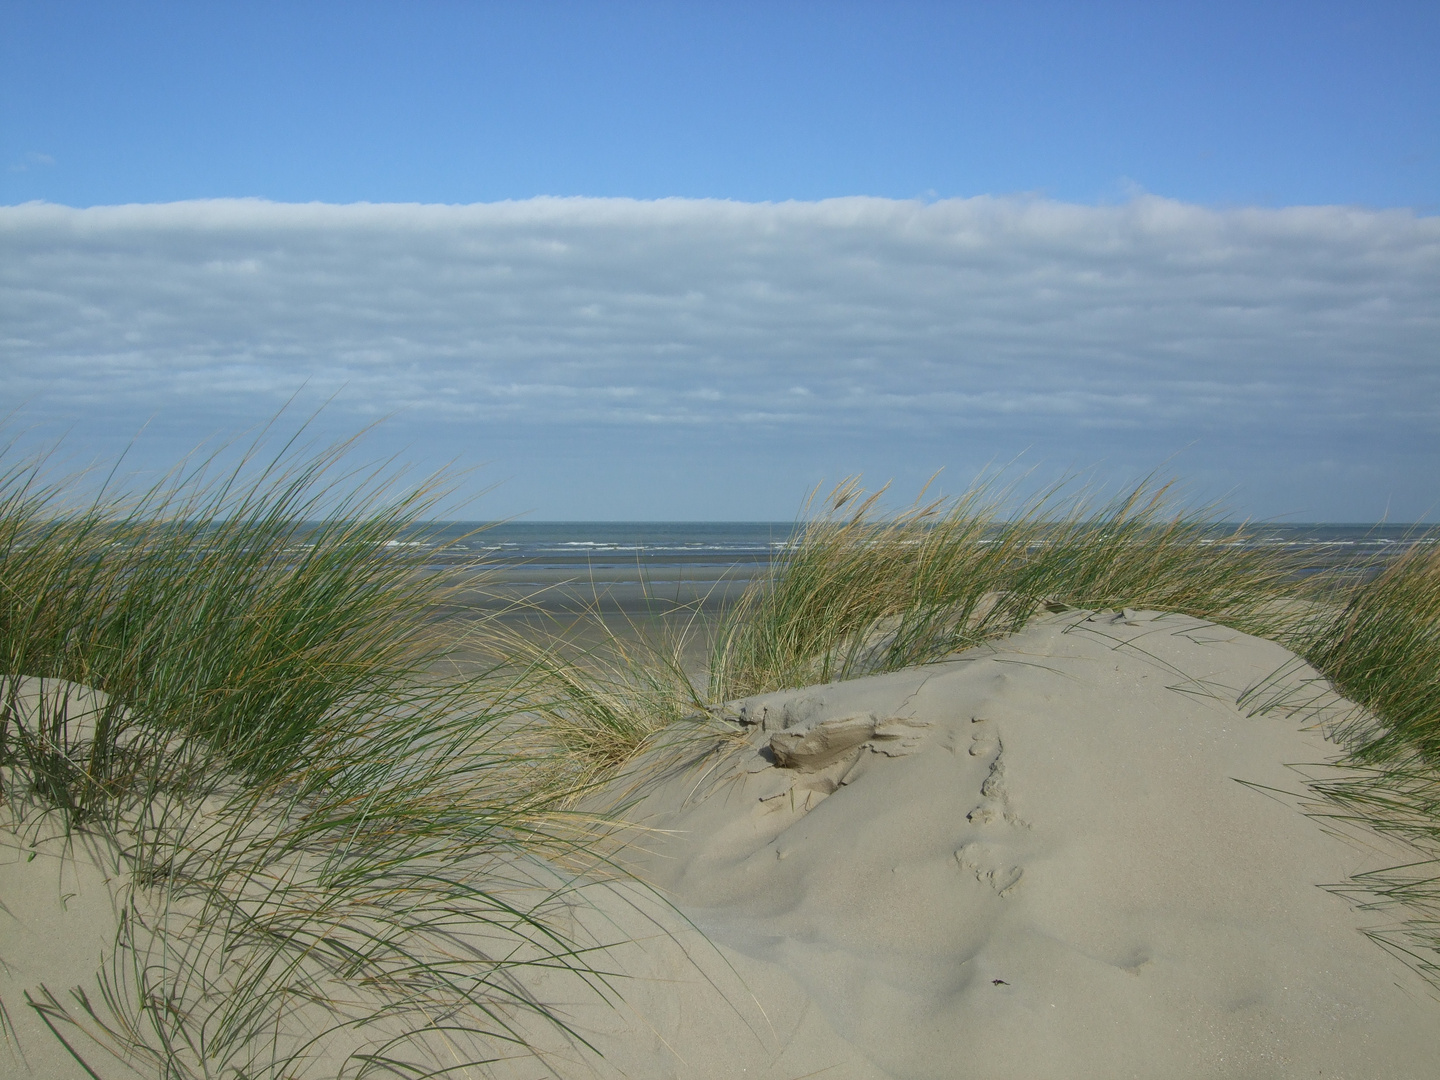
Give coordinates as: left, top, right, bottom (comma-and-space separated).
0, 431, 616, 1079
707, 476, 1309, 701
477, 594, 722, 801
1300, 541, 1440, 763
1249, 540, 1440, 988
699, 474, 1440, 805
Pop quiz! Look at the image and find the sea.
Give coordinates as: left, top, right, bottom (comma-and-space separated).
413, 521, 793, 581
410, 521, 1435, 579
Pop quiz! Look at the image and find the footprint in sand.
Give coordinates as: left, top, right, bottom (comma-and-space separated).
964, 730, 1028, 829
969, 731, 999, 758
955, 842, 1024, 896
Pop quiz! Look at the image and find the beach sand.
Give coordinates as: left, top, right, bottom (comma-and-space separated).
5, 608, 1440, 1078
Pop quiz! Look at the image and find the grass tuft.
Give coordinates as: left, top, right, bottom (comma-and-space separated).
1299, 541, 1440, 763
0, 428, 614, 1079
479, 596, 717, 800
708, 476, 1308, 701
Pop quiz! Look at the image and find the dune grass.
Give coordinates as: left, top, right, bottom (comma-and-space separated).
481, 611, 710, 799
1255, 540, 1440, 985
1300, 541, 1440, 764
0, 432, 617, 1079
706, 476, 1311, 701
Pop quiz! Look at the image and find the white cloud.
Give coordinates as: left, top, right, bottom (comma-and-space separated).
1, 195, 1437, 517
7, 152, 56, 173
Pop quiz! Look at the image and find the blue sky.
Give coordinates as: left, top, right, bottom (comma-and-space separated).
2, 1, 1438, 520
4, 1, 1438, 208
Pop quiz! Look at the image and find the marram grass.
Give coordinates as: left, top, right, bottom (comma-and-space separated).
1301, 541, 1440, 764
0, 432, 622, 1079
481, 608, 708, 798
706, 476, 1312, 701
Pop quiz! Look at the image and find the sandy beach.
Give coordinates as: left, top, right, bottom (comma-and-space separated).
6, 605, 1439, 1079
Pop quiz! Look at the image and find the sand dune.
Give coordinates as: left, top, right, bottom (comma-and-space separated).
5, 609, 1439, 1078
575, 608, 1440, 1078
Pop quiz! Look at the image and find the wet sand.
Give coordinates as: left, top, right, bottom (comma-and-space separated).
432, 557, 764, 670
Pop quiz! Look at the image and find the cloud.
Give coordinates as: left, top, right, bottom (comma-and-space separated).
7, 152, 56, 173
1, 195, 1437, 517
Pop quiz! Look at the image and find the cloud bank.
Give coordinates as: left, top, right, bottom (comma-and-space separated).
2, 196, 1437, 518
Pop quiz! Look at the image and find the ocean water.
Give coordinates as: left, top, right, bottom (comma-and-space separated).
405, 521, 796, 586
409, 521, 1434, 577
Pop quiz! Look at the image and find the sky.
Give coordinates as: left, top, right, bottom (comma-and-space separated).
2, 1, 1438, 521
